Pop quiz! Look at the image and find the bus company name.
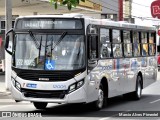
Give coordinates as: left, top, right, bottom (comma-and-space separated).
26, 83, 37, 88
151, 0, 160, 19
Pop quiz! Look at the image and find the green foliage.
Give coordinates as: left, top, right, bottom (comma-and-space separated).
49, 0, 85, 10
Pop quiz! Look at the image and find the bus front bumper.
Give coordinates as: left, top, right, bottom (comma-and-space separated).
11, 84, 87, 103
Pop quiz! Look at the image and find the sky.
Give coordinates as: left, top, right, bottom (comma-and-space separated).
132, 0, 160, 26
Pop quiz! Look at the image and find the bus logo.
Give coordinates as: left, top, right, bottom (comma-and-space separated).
26, 83, 37, 88
39, 78, 49, 81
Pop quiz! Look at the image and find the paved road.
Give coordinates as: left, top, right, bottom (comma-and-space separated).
0, 73, 160, 119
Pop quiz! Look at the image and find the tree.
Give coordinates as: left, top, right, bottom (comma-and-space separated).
50, 0, 85, 10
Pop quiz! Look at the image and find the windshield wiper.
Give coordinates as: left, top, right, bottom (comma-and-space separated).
38, 36, 42, 59
28, 30, 39, 49
51, 31, 67, 50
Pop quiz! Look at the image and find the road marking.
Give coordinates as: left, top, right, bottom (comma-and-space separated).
150, 99, 160, 104
0, 99, 15, 103
0, 105, 15, 110
99, 110, 131, 120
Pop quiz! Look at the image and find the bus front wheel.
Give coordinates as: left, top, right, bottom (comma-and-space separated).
92, 84, 106, 110
33, 102, 48, 109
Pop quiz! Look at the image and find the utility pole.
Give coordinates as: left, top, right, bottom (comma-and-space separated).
129, 0, 132, 23
119, 0, 123, 21
5, 0, 12, 90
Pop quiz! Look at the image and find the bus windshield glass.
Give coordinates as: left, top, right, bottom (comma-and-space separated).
14, 34, 85, 70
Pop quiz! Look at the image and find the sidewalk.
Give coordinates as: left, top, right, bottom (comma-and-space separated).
0, 74, 11, 97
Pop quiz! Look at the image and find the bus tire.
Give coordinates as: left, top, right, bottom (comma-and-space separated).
92, 84, 106, 110
33, 102, 48, 109
132, 75, 142, 100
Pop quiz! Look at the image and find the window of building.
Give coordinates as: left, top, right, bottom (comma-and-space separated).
101, 14, 117, 21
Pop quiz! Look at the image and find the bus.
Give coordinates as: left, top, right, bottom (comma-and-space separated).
5, 14, 158, 110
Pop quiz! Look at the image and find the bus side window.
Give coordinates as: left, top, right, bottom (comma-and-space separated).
133, 31, 141, 56
112, 44, 123, 58
112, 29, 122, 58
100, 28, 112, 58
123, 30, 132, 57
141, 32, 148, 56
149, 32, 156, 55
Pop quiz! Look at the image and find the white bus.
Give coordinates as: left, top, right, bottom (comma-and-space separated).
5, 14, 158, 110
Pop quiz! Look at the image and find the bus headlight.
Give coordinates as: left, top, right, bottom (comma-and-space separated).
68, 79, 84, 93
77, 80, 84, 88
69, 84, 76, 93
11, 77, 21, 91
16, 82, 21, 91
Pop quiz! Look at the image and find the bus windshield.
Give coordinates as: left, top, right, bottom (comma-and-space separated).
14, 33, 85, 70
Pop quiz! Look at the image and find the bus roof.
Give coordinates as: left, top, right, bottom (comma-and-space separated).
87, 18, 156, 31
16, 14, 156, 31
17, 14, 85, 19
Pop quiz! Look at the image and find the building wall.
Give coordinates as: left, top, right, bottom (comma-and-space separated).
100, 0, 119, 21
123, 0, 134, 23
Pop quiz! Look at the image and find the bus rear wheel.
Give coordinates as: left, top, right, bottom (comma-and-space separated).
33, 102, 48, 109
132, 75, 142, 100
123, 75, 142, 100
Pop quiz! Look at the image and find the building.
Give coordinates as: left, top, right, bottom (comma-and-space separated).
100, 0, 119, 21
123, 0, 134, 23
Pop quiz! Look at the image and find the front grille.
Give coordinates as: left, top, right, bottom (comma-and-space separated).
21, 88, 67, 99
18, 72, 73, 81
13, 67, 85, 81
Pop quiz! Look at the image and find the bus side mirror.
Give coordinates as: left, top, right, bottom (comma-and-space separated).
88, 35, 98, 59
91, 36, 97, 51
88, 35, 98, 68
157, 45, 160, 53
5, 29, 13, 55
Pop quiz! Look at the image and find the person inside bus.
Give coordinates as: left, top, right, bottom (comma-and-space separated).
113, 44, 122, 58
142, 44, 148, 56
100, 44, 111, 58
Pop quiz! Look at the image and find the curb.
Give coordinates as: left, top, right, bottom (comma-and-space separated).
0, 92, 11, 97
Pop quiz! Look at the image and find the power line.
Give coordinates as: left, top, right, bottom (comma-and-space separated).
132, 1, 150, 8
111, 0, 150, 8
109, 0, 148, 13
